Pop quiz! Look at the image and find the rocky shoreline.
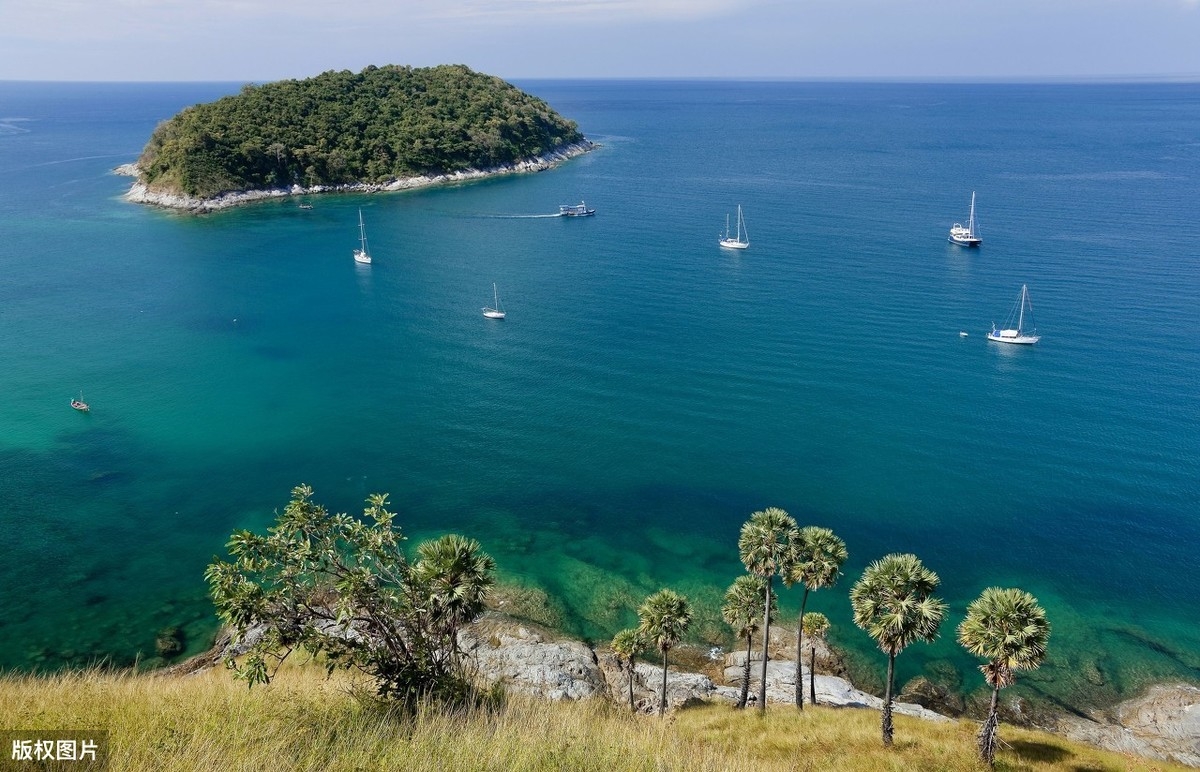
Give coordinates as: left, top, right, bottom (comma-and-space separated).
171, 613, 1200, 768
116, 140, 596, 213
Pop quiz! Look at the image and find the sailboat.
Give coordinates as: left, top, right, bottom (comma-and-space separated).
988, 284, 1040, 345
353, 209, 372, 264
948, 192, 982, 247
719, 205, 749, 250
482, 283, 506, 319
71, 392, 90, 412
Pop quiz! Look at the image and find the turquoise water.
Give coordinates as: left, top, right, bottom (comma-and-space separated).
1, 81, 1197, 708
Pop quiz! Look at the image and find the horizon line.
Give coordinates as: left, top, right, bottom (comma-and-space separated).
2, 72, 1200, 86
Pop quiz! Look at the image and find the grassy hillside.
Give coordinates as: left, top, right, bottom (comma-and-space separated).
0, 663, 1185, 771
136, 64, 585, 199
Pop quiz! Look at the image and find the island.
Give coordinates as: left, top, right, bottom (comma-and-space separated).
120, 64, 594, 211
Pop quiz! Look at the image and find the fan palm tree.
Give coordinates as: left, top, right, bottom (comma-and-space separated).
958, 587, 1051, 766
636, 588, 693, 717
413, 534, 497, 669
611, 628, 645, 713
850, 553, 947, 746
783, 526, 847, 709
738, 507, 798, 713
721, 574, 774, 709
801, 611, 830, 706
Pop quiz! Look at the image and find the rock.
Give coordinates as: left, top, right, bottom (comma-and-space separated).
120, 141, 596, 212
898, 675, 966, 716
458, 618, 605, 701
1057, 683, 1200, 768
721, 656, 951, 721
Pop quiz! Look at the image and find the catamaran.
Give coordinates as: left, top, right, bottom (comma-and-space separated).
989, 284, 1040, 345
353, 209, 372, 264
948, 192, 982, 247
719, 205, 749, 250
482, 283, 506, 319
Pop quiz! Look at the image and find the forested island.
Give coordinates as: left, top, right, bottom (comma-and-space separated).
123, 64, 592, 210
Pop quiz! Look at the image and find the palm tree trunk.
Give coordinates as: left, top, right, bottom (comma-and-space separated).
978, 685, 1000, 766
882, 652, 896, 746
628, 656, 636, 713
739, 634, 752, 709
659, 648, 669, 717
809, 646, 817, 706
758, 576, 772, 713
795, 588, 809, 708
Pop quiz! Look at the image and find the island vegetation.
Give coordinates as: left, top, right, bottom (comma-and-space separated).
133, 64, 587, 200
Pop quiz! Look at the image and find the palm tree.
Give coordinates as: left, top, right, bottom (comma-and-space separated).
801, 611, 830, 706
783, 526, 847, 709
413, 534, 497, 669
850, 553, 947, 746
636, 589, 693, 717
737, 507, 798, 712
958, 587, 1051, 766
611, 628, 645, 713
721, 575, 774, 709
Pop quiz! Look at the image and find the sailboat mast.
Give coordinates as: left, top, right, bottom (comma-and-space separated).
737, 205, 743, 240
968, 192, 976, 235
1018, 284, 1027, 332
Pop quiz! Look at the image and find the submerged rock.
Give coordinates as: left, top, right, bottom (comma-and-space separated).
1056, 683, 1200, 768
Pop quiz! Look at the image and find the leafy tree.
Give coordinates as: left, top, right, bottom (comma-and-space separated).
737, 507, 798, 712
610, 628, 645, 713
850, 553, 947, 746
801, 612, 830, 706
783, 526, 847, 709
636, 589, 693, 717
721, 574, 774, 709
958, 588, 1051, 766
205, 485, 495, 707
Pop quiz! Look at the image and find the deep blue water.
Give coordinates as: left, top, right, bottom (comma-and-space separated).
1, 80, 1197, 707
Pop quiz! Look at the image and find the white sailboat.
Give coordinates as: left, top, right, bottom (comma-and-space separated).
988, 284, 1040, 345
353, 209, 372, 264
482, 283, 506, 319
948, 192, 982, 247
719, 205, 749, 250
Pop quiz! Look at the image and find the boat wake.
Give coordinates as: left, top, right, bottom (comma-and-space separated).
482, 213, 566, 219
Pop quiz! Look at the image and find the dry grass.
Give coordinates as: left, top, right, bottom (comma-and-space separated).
0, 664, 1189, 771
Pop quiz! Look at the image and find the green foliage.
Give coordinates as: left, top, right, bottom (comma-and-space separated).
802, 611, 831, 639
784, 526, 848, 594
958, 587, 1051, 689
737, 507, 798, 580
785, 525, 847, 708
636, 589, 692, 657
204, 484, 496, 707
636, 588, 693, 717
958, 587, 1051, 766
138, 64, 586, 198
611, 627, 645, 712
722, 574, 773, 710
737, 506, 797, 712
721, 575, 771, 640
850, 553, 947, 658
850, 553, 947, 745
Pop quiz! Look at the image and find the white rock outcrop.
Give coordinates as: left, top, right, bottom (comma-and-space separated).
119, 141, 595, 213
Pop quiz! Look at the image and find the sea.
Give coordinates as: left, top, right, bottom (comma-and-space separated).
1, 80, 1197, 710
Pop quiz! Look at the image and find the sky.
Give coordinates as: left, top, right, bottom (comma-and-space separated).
0, 0, 1198, 82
